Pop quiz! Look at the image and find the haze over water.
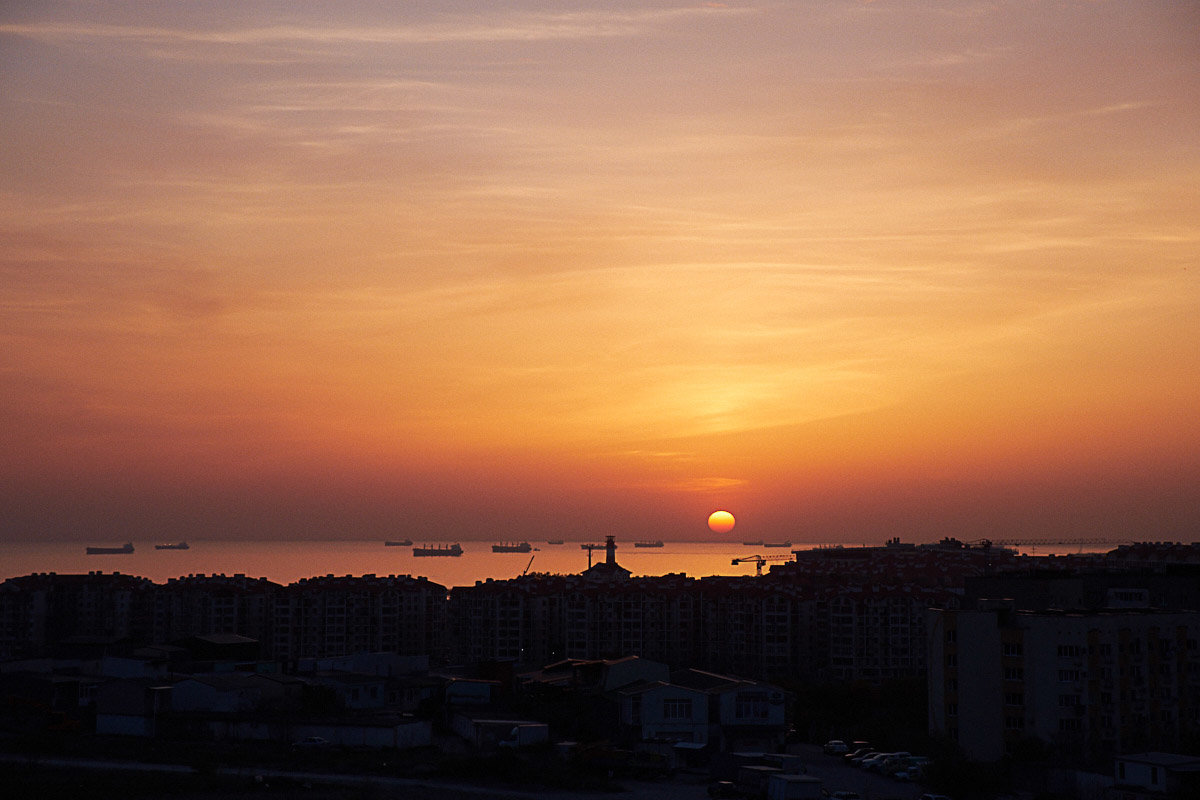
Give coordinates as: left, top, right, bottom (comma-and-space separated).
1, 538, 1119, 587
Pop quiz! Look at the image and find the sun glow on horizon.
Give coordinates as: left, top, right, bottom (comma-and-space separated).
708, 510, 736, 534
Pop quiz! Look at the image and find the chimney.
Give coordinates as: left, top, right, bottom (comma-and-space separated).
605, 535, 616, 565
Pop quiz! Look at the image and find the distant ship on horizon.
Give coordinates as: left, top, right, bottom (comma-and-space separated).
545, 539, 564, 545
634, 540, 664, 548
492, 541, 533, 553
384, 539, 413, 547
154, 541, 189, 550
413, 543, 463, 557
86, 542, 134, 555
762, 541, 792, 548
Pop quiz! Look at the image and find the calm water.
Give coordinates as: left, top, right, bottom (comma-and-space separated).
0, 539, 809, 587
0, 538, 1115, 588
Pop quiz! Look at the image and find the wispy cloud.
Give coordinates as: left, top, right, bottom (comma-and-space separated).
0, 6, 746, 52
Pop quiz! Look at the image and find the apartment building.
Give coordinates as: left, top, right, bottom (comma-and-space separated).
929, 604, 1200, 762
271, 574, 447, 662
155, 573, 277, 645
0, 571, 156, 658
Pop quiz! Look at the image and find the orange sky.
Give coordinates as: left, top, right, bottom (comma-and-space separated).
2, 1, 1198, 544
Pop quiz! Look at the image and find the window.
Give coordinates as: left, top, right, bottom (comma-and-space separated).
1005, 716, 1025, 730
945, 629, 957, 643
1058, 669, 1081, 682
1057, 644, 1082, 658
1058, 694, 1081, 708
1004, 667, 1024, 681
945, 654, 957, 667
1003, 642, 1023, 657
1058, 719, 1082, 732
663, 698, 693, 720
735, 691, 769, 720
1004, 692, 1024, 706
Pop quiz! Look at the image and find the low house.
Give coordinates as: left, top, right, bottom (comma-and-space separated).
94, 678, 173, 736
443, 676, 498, 707
171, 674, 262, 713
291, 715, 432, 749
452, 713, 549, 751
519, 655, 669, 692
387, 674, 443, 712
1110, 753, 1200, 799
619, 669, 789, 754
174, 633, 260, 668
204, 713, 432, 750
300, 652, 429, 677
619, 681, 711, 745
678, 670, 789, 752
309, 671, 388, 710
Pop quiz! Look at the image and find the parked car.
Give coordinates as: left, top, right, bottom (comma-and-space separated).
823, 739, 849, 755
849, 750, 879, 766
843, 747, 874, 763
708, 780, 744, 798
895, 755, 930, 781
829, 792, 862, 800
862, 753, 895, 772
880, 752, 913, 776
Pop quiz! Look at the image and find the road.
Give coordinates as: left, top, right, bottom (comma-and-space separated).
785, 744, 926, 800
1, 746, 926, 800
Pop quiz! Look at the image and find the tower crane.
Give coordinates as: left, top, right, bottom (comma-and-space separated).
731, 554, 792, 576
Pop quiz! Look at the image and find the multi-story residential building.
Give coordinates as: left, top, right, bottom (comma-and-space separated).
154, 574, 278, 645
0, 571, 446, 663
0, 571, 156, 658
824, 584, 953, 681
929, 604, 1200, 762
449, 570, 700, 667
696, 577, 815, 681
964, 571, 1200, 616
272, 574, 447, 662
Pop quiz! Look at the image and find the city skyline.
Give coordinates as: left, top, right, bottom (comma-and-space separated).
2, 1, 1198, 544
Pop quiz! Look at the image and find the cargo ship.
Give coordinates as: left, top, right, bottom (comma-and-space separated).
86, 542, 134, 555
384, 539, 413, 547
492, 542, 533, 553
634, 540, 664, 548
762, 541, 792, 548
413, 543, 463, 557
154, 542, 189, 550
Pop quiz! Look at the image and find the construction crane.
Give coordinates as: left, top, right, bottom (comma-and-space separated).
731, 554, 792, 576
523, 555, 534, 575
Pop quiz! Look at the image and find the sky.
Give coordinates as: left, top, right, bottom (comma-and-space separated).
2, 1, 1198, 545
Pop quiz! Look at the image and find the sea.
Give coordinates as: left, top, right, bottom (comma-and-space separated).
0, 538, 1115, 589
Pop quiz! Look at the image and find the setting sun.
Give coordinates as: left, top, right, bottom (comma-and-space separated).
708, 510, 736, 534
